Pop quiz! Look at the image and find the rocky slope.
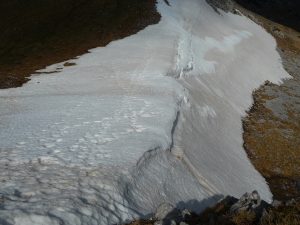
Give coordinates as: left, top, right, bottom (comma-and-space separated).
127, 191, 300, 225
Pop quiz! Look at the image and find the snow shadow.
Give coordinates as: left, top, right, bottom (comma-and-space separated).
174, 194, 224, 213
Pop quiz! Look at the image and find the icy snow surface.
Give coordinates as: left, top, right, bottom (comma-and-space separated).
0, 0, 290, 224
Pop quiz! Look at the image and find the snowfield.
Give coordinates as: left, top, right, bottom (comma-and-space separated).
0, 0, 290, 224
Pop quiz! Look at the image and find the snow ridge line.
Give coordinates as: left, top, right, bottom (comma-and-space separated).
124, 71, 220, 207
131, 105, 182, 171
169, 110, 180, 151
169, 92, 220, 196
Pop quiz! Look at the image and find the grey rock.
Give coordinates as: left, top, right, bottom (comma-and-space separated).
230, 190, 262, 213
230, 191, 272, 219
286, 198, 296, 206
154, 203, 183, 225
273, 29, 285, 38
272, 200, 282, 208
181, 209, 191, 219
170, 220, 177, 225
155, 203, 175, 220
154, 220, 163, 225
179, 222, 189, 225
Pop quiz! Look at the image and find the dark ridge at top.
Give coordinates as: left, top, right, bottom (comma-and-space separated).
236, 0, 300, 32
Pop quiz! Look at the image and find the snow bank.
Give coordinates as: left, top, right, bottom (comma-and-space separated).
0, 0, 289, 224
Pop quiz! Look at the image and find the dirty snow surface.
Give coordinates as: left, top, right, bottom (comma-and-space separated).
0, 0, 290, 224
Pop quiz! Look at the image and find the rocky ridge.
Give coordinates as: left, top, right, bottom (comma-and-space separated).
127, 191, 300, 225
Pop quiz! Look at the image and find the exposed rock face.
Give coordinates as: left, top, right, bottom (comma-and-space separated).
230, 191, 262, 213
229, 190, 273, 221
155, 203, 178, 221
154, 203, 190, 225
146, 191, 274, 225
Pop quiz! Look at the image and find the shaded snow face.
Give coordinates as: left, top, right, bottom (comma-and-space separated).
0, 0, 290, 224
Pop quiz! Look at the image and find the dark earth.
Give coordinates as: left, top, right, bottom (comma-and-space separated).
0, 0, 160, 88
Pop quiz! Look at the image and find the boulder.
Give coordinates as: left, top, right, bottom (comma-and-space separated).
230, 190, 271, 219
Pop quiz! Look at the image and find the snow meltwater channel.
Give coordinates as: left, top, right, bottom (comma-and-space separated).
0, 0, 290, 225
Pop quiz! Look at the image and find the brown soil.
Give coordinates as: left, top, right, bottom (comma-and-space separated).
0, 0, 160, 89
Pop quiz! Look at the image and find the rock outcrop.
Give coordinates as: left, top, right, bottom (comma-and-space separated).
128, 191, 300, 225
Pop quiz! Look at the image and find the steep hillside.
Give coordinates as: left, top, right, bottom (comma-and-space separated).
0, 0, 159, 88
0, 1, 290, 224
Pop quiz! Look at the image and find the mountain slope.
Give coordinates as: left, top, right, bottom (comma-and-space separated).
0, 0, 290, 224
